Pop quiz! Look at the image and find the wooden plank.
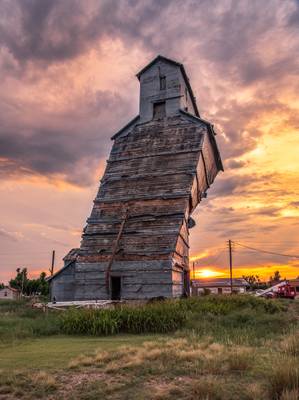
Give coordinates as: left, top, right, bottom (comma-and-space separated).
105, 207, 128, 293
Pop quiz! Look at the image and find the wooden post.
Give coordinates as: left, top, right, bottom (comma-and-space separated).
49, 250, 55, 276
228, 240, 233, 293
21, 270, 25, 296
192, 262, 195, 279
105, 207, 128, 295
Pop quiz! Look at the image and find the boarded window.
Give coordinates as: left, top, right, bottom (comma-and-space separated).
153, 101, 166, 119
160, 76, 166, 90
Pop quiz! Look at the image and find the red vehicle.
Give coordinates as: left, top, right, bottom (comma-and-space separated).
277, 284, 296, 299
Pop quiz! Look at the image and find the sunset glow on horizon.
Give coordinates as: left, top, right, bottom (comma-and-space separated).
0, 1, 299, 284
191, 269, 226, 280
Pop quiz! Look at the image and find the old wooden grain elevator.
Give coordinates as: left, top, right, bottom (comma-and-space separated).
49, 55, 223, 301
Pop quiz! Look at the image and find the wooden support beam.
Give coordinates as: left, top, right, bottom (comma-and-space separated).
105, 207, 129, 295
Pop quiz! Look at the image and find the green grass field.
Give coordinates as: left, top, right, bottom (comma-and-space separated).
1, 297, 299, 399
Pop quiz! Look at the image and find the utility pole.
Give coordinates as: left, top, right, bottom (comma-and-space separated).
21, 269, 25, 296
49, 250, 55, 276
228, 240, 233, 293
192, 262, 195, 279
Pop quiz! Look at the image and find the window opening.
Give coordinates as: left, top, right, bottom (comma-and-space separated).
153, 101, 166, 119
160, 76, 166, 90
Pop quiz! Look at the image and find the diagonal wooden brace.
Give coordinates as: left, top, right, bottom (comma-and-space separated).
105, 207, 129, 295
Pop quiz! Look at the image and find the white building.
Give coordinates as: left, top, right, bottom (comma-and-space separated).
0, 286, 20, 300
191, 278, 249, 295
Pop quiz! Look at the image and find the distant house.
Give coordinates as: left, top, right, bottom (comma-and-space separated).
0, 286, 20, 300
191, 278, 249, 295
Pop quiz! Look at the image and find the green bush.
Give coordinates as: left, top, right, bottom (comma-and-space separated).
0, 300, 61, 342
180, 295, 285, 315
60, 301, 187, 335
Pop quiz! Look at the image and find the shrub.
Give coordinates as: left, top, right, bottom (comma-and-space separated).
60, 301, 187, 335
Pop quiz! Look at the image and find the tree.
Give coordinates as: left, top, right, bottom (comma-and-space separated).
0, 283, 4, 289
9, 268, 49, 296
242, 274, 261, 290
9, 268, 28, 294
270, 271, 281, 283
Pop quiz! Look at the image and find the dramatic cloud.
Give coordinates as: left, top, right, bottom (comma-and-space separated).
0, 89, 131, 185
0, 0, 298, 281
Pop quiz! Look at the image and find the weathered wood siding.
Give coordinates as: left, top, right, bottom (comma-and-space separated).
50, 57, 223, 301
50, 262, 76, 301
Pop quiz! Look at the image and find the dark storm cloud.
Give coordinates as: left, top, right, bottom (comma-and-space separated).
0, 0, 173, 65
1, 0, 296, 75
0, 0, 297, 189
0, 0, 99, 63
0, 128, 102, 185
0, 88, 131, 185
288, 0, 299, 25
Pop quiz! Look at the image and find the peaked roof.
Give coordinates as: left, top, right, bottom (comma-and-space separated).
111, 115, 139, 140
0, 286, 20, 292
136, 55, 200, 117
192, 278, 249, 287
46, 260, 74, 281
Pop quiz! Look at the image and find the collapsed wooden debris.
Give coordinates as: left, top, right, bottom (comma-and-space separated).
33, 300, 124, 311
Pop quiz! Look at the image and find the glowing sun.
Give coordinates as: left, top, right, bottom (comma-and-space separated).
194, 269, 225, 279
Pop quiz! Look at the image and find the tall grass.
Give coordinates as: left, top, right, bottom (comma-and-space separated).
180, 294, 285, 315
181, 295, 290, 344
59, 295, 287, 338
60, 301, 187, 335
268, 357, 299, 399
0, 296, 291, 342
0, 300, 60, 343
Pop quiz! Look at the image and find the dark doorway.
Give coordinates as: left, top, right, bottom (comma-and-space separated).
183, 270, 190, 297
111, 276, 121, 300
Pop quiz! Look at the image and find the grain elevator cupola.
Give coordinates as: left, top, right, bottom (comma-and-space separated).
137, 55, 199, 123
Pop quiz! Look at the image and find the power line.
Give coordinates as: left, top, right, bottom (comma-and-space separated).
233, 241, 299, 259
228, 240, 233, 293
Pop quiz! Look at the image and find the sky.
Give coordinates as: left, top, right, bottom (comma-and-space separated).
0, 0, 299, 283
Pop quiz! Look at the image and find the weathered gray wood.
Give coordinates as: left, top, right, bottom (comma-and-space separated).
49, 56, 223, 302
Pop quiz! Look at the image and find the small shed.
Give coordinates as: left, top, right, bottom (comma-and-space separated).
0, 287, 20, 300
191, 278, 249, 295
